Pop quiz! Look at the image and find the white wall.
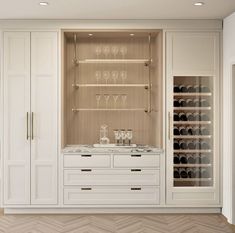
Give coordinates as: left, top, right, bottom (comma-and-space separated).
223, 12, 235, 224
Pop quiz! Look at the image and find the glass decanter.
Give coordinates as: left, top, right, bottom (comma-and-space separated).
99, 124, 110, 145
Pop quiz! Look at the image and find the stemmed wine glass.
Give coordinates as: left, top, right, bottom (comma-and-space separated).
126, 129, 133, 145
120, 70, 127, 84
103, 46, 110, 58
111, 71, 119, 84
104, 94, 110, 109
120, 46, 127, 59
95, 71, 102, 84
121, 94, 127, 109
111, 45, 119, 58
95, 94, 101, 108
113, 129, 121, 145
103, 71, 110, 84
95, 46, 102, 58
120, 129, 127, 145
112, 94, 119, 109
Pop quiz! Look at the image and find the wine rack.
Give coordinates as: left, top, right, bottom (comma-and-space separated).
172, 76, 213, 187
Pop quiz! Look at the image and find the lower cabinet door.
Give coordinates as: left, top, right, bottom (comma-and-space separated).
64, 186, 160, 205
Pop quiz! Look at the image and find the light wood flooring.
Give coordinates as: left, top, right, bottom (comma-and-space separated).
0, 213, 234, 233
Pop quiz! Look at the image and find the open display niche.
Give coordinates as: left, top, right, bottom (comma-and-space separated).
62, 30, 163, 147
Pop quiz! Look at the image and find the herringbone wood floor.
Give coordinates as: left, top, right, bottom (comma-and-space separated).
0, 213, 234, 233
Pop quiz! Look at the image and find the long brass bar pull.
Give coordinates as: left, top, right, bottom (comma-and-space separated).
31, 112, 34, 140
26, 112, 29, 140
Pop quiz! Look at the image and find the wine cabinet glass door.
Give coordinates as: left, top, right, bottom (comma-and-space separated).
173, 76, 213, 187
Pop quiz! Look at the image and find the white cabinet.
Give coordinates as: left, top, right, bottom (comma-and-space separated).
166, 31, 221, 205
3, 32, 58, 205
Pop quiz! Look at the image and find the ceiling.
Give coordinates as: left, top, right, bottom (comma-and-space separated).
0, 0, 234, 20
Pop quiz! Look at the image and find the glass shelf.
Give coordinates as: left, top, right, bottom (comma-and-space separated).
72, 84, 149, 88
174, 164, 212, 168
173, 135, 212, 139
174, 150, 212, 153
78, 59, 150, 65
174, 178, 212, 182
174, 93, 212, 97
174, 121, 211, 125
72, 108, 147, 112
174, 107, 211, 111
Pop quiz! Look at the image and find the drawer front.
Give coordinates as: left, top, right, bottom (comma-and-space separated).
113, 154, 160, 168
64, 169, 160, 186
64, 154, 111, 168
64, 186, 160, 205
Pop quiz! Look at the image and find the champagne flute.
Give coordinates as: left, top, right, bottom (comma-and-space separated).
111, 70, 119, 84
120, 70, 127, 84
95, 46, 102, 58
111, 45, 119, 58
121, 94, 127, 109
104, 94, 110, 109
103, 71, 110, 84
95, 94, 101, 108
126, 129, 133, 145
103, 46, 110, 58
95, 70, 101, 84
120, 46, 127, 59
112, 94, 119, 109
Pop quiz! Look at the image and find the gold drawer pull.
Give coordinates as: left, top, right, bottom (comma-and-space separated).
81, 187, 92, 191
131, 187, 142, 191
131, 169, 142, 172
81, 169, 92, 172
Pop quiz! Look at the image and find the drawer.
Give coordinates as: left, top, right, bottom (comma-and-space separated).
64, 169, 160, 186
64, 154, 111, 168
113, 154, 160, 168
64, 186, 160, 205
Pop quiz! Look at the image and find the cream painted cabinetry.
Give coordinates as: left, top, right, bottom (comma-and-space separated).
3, 31, 58, 205
166, 31, 221, 205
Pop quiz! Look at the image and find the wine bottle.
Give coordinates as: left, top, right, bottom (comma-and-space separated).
174, 99, 180, 107
174, 154, 180, 164
200, 85, 210, 93
174, 168, 180, 178
194, 85, 200, 93
186, 113, 195, 121
179, 168, 188, 178
201, 168, 210, 178
195, 168, 201, 178
179, 99, 187, 107
200, 99, 210, 107
187, 141, 196, 150
174, 85, 180, 93
174, 140, 180, 150
193, 112, 201, 121
186, 126, 193, 135
179, 112, 187, 121
179, 85, 188, 93
200, 141, 210, 150
195, 154, 202, 164
174, 126, 180, 135
186, 99, 194, 107
179, 154, 188, 164
174, 112, 180, 121
187, 85, 196, 93
200, 113, 210, 121
192, 126, 201, 135
187, 168, 196, 178
179, 140, 188, 149
193, 99, 200, 107
179, 126, 188, 135
201, 154, 210, 164
200, 127, 210, 135
194, 141, 201, 149
187, 154, 196, 164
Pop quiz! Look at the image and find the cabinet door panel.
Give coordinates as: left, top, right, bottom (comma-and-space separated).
30, 32, 58, 204
3, 32, 31, 204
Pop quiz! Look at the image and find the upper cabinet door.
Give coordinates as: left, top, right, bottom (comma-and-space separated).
3, 32, 31, 205
166, 32, 220, 76
30, 32, 58, 204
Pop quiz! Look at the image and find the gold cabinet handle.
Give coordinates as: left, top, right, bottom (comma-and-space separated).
31, 112, 34, 140
26, 112, 29, 140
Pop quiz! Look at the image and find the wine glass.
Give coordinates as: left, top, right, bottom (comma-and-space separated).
120, 129, 127, 145
95, 94, 101, 108
112, 94, 119, 109
95, 71, 102, 84
113, 129, 121, 145
103, 71, 110, 84
121, 94, 127, 109
104, 94, 110, 109
111, 71, 119, 84
103, 46, 110, 58
120, 46, 127, 59
120, 70, 127, 84
111, 45, 119, 58
95, 46, 102, 58
126, 129, 133, 145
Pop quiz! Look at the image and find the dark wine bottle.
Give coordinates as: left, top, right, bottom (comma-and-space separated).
174, 154, 180, 164
174, 113, 180, 121
179, 154, 188, 164
200, 127, 210, 135
187, 154, 196, 164
200, 113, 210, 121
186, 99, 194, 107
200, 141, 210, 150
186, 126, 193, 135
186, 113, 195, 121
174, 85, 180, 93
195, 154, 202, 164
179, 99, 187, 107
201, 168, 210, 178
179, 85, 188, 93
179, 112, 187, 121
174, 168, 180, 178
193, 112, 201, 121
187, 168, 196, 178
174, 140, 180, 150
200, 85, 210, 93
179, 126, 188, 135
201, 154, 210, 164
200, 99, 210, 107
187, 85, 196, 93
179, 140, 188, 150
179, 168, 188, 178
187, 141, 196, 150
174, 126, 180, 135
174, 99, 180, 107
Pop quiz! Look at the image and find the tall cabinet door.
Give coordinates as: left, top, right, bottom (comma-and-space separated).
3, 32, 31, 204
166, 32, 221, 205
30, 32, 58, 204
